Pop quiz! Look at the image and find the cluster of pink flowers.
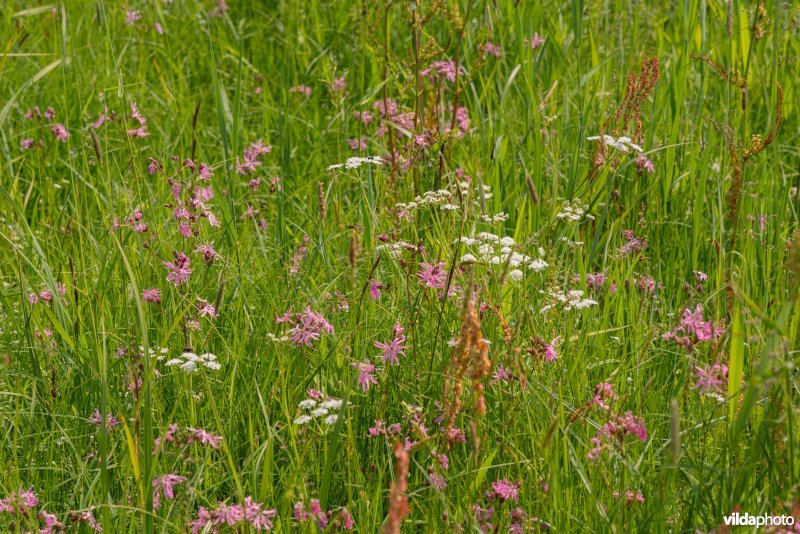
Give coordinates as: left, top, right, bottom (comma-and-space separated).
111, 210, 147, 233
278, 306, 335, 347
20, 106, 69, 148
587, 411, 648, 460
368, 419, 404, 438
88, 409, 121, 430
619, 229, 648, 256
614, 489, 646, 506
153, 423, 223, 454
663, 305, 725, 351
590, 382, 618, 411
484, 42, 502, 57
189, 497, 276, 533
289, 85, 312, 97
293, 499, 354, 531
27, 283, 66, 305
234, 139, 272, 175
127, 101, 149, 138
693, 362, 729, 397
421, 59, 465, 83
417, 261, 447, 289
486, 479, 521, 502
1, 487, 38, 514
635, 154, 656, 173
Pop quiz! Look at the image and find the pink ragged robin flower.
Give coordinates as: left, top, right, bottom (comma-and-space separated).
417, 261, 447, 289
525, 33, 545, 49
143, 288, 162, 303
152, 474, 187, 509
194, 241, 221, 263
50, 123, 70, 141
693, 363, 728, 396
369, 279, 383, 300
487, 479, 521, 502
196, 297, 218, 319
288, 307, 335, 347
163, 252, 192, 286
352, 360, 378, 392
189, 427, 222, 449
374, 323, 407, 366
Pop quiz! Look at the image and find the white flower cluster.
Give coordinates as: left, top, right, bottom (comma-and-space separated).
395, 182, 505, 220
164, 352, 221, 372
327, 155, 383, 170
586, 135, 643, 153
294, 396, 345, 427
555, 199, 593, 222
539, 288, 598, 313
456, 233, 548, 277
375, 241, 417, 258
140, 346, 170, 360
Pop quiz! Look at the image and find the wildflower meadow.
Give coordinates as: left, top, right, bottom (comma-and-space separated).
2, 0, 800, 532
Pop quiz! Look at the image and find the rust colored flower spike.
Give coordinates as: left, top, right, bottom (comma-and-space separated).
383, 442, 410, 534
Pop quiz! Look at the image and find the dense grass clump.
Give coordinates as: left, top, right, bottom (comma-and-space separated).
1, 0, 799, 532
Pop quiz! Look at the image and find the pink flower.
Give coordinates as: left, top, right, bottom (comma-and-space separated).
198, 163, 214, 181
189, 427, 223, 448
619, 229, 647, 256
421, 59, 465, 83
196, 297, 218, 319
127, 126, 149, 138
369, 279, 383, 300
1, 487, 39, 514
374, 323, 407, 365
330, 76, 346, 92
525, 33, 545, 49
352, 360, 378, 392
152, 474, 187, 509
417, 261, 447, 289
194, 241, 220, 263
50, 123, 70, 141
348, 136, 368, 152
636, 154, 655, 173
124, 10, 141, 25
289, 85, 312, 97
20, 137, 35, 150
484, 42, 502, 57
143, 288, 162, 303
354, 111, 374, 125
694, 363, 728, 396
590, 382, 618, 411
492, 365, 512, 383
89, 409, 121, 430
288, 307, 335, 347
488, 479, 521, 502
163, 252, 192, 286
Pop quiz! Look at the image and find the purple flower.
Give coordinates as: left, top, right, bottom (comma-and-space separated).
152, 474, 187, 509
288, 307, 334, 347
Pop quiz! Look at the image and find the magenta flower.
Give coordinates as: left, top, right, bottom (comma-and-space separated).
50, 123, 70, 141
525, 33, 545, 49
20, 137, 35, 150
198, 163, 214, 181
124, 10, 141, 25
369, 279, 383, 300
488, 479, 521, 502
421, 59, 465, 83
196, 297, 218, 319
143, 288, 162, 303
189, 427, 222, 449
287, 307, 334, 347
163, 252, 192, 286
89, 409, 121, 430
417, 261, 447, 289
484, 42, 502, 57
194, 241, 220, 263
152, 474, 187, 509
636, 154, 655, 173
0, 487, 39, 514
590, 382, 618, 411
694, 363, 728, 396
352, 360, 378, 392
374, 323, 407, 365
492, 365, 512, 384
619, 229, 647, 256
127, 126, 149, 138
